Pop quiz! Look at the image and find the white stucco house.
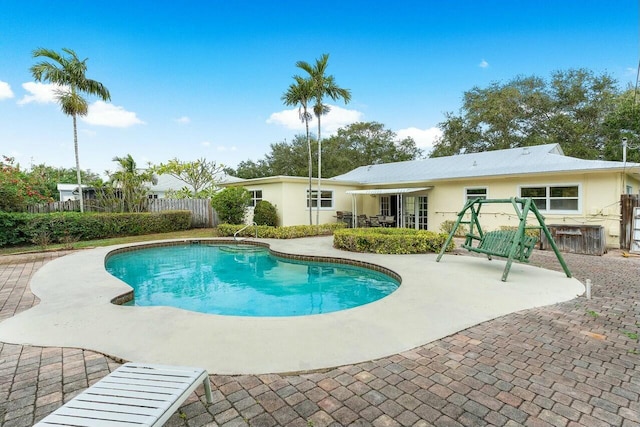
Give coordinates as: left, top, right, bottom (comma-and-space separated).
219, 144, 640, 249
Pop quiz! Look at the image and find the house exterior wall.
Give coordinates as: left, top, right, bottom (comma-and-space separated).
236, 180, 357, 227
222, 169, 639, 249
356, 171, 632, 248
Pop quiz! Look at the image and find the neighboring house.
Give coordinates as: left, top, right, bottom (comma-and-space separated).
57, 183, 96, 201
146, 174, 189, 198
219, 144, 640, 248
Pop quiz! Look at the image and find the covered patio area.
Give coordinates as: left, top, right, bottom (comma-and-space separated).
346, 187, 432, 229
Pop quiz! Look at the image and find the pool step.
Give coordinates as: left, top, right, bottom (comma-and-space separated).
215, 245, 265, 254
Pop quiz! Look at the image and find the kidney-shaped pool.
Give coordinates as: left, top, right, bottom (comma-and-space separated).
105, 243, 400, 317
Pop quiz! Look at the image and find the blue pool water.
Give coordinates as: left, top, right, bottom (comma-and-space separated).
105, 244, 400, 317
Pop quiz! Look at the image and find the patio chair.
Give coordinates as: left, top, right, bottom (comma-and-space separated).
34, 362, 213, 427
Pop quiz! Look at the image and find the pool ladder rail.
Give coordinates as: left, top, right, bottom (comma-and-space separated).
234, 222, 258, 241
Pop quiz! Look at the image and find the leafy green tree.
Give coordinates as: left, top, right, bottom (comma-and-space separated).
282, 74, 315, 225
602, 89, 640, 162
253, 200, 278, 226
431, 69, 619, 159
105, 154, 156, 212
227, 159, 272, 179
230, 122, 422, 179
296, 53, 351, 224
153, 158, 224, 198
212, 187, 251, 225
0, 156, 51, 212
323, 122, 422, 173
30, 48, 111, 212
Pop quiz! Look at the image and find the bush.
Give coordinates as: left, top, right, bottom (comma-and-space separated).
211, 187, 251, 224
215, 222, 344, 239
499, 225, 540, 240
333, 228, 454, 254
439, 220, 468, 237
253, 200, 278, 226
0, 210, 192, 247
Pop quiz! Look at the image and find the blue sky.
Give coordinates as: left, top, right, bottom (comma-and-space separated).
0, 0, 637, 177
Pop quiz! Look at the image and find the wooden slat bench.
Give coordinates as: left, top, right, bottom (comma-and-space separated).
34, 362, 213, 427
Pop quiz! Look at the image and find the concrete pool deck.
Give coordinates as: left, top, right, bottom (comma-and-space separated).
0, 236, 584, 375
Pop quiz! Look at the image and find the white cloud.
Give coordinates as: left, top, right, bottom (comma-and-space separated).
175, 116, 191, 124
201, 141, 211, 147
18, 82, 64, 104
81, 100, 145, 128
479, 59, 489, 68
0, 81, 14, 100
396, 126, 443, 150
267, 104, 364, 135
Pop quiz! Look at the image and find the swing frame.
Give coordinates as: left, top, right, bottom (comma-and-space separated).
436, 197, 572, 281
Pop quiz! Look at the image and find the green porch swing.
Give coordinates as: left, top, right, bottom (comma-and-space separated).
436, 197, 572, 281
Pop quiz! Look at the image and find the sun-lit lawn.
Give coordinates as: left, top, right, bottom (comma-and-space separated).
0, 228, 219, 256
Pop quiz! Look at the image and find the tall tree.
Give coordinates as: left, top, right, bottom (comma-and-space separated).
282, 75, 314, 225
431, 69, 619, 159
30, 48, 111, 212
296, 53, 351, 224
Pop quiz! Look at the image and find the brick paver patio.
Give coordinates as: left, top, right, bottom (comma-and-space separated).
0, 246, 638, 427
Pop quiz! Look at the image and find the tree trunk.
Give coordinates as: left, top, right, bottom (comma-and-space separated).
73, 114, 84, 213
316, 117, 321, 226
305, 117, 312, 225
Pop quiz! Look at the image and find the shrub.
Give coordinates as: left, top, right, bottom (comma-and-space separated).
439, 220, 468, 237
0, 210, 192, 247
215, 222, 344, 239
211, 187, 251, 224
333, 228, 454, 254
253, 200, 278, 226
499, 225, 540, 240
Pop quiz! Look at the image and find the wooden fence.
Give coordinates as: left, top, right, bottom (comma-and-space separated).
27, 198, 217, 228
620, 194, 640, 251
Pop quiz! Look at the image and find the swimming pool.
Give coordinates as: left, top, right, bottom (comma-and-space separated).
105, 243, 400, 316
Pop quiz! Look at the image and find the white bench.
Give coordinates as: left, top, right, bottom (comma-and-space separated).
34, 362, 213, 427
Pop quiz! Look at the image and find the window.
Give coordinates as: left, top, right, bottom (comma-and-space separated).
148, 194, 158, 199
249, 190, 262, 207
465, 187, 487, 201
520, 185, 579, 212
380, 196, 390, 216
306, 190, 333, 208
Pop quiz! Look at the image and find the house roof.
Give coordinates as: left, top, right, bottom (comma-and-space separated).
330, 144, 640, 185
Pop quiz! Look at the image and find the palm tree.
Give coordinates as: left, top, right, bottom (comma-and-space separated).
296, 53, 351, 225
30, 48, 111, 213
109, 154, 156, 212
282, 75, 315, 225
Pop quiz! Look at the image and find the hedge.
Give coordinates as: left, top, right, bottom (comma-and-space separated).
215, 222, 345, 239
0, 210, 192, 247
333, 228, 455, 254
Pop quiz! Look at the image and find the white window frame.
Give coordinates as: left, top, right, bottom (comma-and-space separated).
306, 189, 334, 209
464, 187, 488, 203
249, 189, 263, 207
518, 183, 581, 214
